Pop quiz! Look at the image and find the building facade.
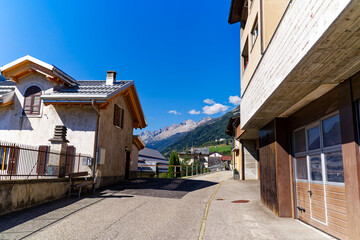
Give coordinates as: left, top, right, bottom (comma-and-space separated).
178, 147, 209, 167
229, 0, 360, 239
0, 56, 146, 187
226, 115, 258, 180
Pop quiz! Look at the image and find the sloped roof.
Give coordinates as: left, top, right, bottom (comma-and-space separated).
0, 55, 77, 86
0, 56, 147, 129
139, 148, 167, 161
42, 80, 133, 101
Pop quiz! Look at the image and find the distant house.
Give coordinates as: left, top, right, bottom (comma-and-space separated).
131, 135, 146, 179
0, 55, 147, 187
226, 115, 258, 180
208, 151, 223, 167
178, 147, 209, 167
221, 155, 232, 167
138, 148, 168, 174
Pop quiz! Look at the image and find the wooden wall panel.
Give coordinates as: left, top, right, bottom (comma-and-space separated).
339, 79, 360, 239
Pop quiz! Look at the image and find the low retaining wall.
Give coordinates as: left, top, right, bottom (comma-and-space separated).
0, 178, 69, 216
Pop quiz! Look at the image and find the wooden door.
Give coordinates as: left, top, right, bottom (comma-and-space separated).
308, 155, 326, 224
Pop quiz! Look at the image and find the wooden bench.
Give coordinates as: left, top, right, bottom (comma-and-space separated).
68, 172, 94, 198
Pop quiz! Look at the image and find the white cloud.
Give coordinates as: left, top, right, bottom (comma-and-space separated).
202, 104, 229, 115
188, 109, 200, 115
168, 110, 181, 115
229, 95, 241, 105
203, 99, 216, 105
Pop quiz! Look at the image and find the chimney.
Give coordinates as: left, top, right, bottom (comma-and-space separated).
106, 71, 117, 85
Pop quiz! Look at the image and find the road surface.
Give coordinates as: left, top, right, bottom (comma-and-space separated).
0, 171, 331, 240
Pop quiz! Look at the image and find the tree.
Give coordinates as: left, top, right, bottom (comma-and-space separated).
168, 151, 177, 178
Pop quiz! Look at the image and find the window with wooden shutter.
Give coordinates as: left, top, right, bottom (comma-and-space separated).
7, 147, 19, 174
113, 104, 124, 129
65, 146, 75, 175
37, 146, 48, 175
23, 86, 42, 115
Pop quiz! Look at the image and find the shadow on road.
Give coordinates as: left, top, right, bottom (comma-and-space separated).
106, 177, 218, 199
0, 192, 133, 238
0, 177, 216, 239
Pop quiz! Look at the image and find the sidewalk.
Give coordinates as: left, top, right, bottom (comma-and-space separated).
203, 178, 333, 240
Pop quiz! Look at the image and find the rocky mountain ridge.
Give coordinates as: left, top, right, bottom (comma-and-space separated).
139, 116, 212, 144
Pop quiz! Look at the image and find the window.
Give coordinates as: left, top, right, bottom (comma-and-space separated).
325, 151, 344, 183
293, 113, 344, 184
296, 156, 308, 180
0, 147, 10, 171
113, 104, 124, 129
23, 86, 42, 115
309, 155, 322, 181
251, 18, 258, 46
0, 146, 18, 174
294, 129, 306, 153
322, 114, 341, 147
307, 126, 320, 150
241, 39, 249, 71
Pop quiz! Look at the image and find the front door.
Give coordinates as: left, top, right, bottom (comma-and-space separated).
294, 125, 327, 225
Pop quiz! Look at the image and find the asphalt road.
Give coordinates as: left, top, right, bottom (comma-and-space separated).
0, 171, 331, 240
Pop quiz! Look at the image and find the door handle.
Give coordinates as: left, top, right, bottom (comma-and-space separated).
308, 190, 313, 197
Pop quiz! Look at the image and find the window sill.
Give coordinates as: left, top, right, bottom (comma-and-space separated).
114, 125, 123, 130
21, 114, 42, 118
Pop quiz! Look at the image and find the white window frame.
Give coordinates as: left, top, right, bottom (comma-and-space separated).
293, 111, 344, 186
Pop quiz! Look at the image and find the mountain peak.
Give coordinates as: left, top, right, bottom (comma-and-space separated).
139, 117, 212, 144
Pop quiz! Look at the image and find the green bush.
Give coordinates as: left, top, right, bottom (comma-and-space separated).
168, 151, 176, 178
159, 173, 168, 178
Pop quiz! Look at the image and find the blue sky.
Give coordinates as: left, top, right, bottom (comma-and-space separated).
0, 0, 240, 132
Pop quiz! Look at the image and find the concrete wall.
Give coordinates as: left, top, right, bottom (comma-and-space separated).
0, 73, 97, 156
241, 0, 352, 128
96, 94, 133, 187
240, 0, 262, 95
241, 140, 258, 180
0, 179, 69, 216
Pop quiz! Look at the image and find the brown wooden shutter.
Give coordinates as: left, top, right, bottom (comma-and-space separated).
7, 146, 19, 174
65, 146, 75, 175
37, 146, 48, 175
120, 108, 124, 129
23, 86, 41, 115
113, 104, 119, 126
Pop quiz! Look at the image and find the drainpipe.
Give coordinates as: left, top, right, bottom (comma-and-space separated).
91, 99, 100, 190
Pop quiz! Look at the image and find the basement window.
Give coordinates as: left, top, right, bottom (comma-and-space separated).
113, 104, 124, 129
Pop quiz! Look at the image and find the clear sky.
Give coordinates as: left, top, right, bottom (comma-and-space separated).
0, 0, 240, 132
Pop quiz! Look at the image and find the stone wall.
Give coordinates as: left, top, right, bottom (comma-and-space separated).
0, 179, 69, 216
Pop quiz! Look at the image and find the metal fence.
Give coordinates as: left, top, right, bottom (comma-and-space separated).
137, 164, 223, 178
0, 140, 91, 180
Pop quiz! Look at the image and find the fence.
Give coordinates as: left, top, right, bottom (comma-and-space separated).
0, 140, 91, 180
137, 164, 224, 178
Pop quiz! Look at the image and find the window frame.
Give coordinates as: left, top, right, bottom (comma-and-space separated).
22, 85, 43, 117
113, 104, 124, 129
251, 17, 259, 48
241, 38, 249, 73
293, 111, 344, 186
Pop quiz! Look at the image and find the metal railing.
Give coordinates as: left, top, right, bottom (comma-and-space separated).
0, 140, 91, 180
137, 164, 224, 178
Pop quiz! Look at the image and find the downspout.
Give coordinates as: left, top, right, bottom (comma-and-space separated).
91, 99, 100, 190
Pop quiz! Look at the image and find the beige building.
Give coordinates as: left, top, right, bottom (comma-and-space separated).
0, 56, 146, 187
226, 115, 258, 180
230, 0, 360, 239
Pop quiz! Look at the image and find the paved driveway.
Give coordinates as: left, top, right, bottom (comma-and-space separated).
0, 171, 332, 240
